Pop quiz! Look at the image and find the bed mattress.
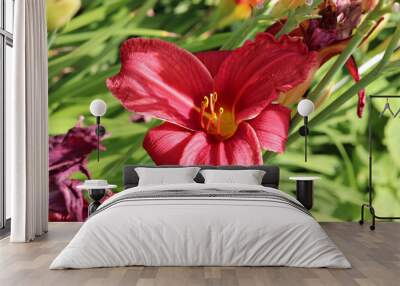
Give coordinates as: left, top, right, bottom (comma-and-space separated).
50, 183, 350, 269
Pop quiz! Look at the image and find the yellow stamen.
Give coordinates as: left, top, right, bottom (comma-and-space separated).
206, 113, 217, 132
217, 107, 224, 135
205, 92, 218, 131
209, 92, 217, 114
200, 92, 234, 138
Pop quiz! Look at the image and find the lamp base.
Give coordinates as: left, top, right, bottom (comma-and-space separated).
88, 188, 106, 216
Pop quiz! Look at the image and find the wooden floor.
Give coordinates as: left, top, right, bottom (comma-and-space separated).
0, 223, 399, 286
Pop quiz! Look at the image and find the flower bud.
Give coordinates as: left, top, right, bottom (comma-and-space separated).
46, 0, 81, 31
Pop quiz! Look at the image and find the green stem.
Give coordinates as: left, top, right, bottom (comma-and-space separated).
131, 0, 158, 27
47, 29, 58, 50
275, 10, 295, 38
324, 129, 359, 191
220, 18, 256, 50
220, 6, 268, 50
275, 0, 323, 38
221, 0, 323, 50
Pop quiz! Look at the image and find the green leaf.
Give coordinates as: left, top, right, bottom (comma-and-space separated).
49, 66, 120, 108
382, 60, 400, 75
373, 186, 400, 217
275, 0, 323, 38
63, 6, 109, 33
101, 136, 144, 178
220, 6, 267, 50
180, 33, 231, 52
49, 30, 120, 78
54, 28, 178, 46
131, 0, 158, 27
270, 152, 339, 176
384, 119, 400, 168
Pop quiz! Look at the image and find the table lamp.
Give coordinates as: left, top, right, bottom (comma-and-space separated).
89, 99, 107, 161
297, 99, 314, 162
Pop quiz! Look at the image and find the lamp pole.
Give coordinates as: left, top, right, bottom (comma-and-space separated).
297, 99, 314, 162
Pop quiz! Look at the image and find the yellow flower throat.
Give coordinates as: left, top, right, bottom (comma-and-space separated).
199, 92, 237, 140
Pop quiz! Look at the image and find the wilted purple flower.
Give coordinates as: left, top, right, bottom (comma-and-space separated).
304, 0, 362, 51
49, 117, 106, 222
266, 0, 380, 117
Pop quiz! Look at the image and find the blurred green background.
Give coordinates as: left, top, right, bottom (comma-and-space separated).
47, 0, 400, 221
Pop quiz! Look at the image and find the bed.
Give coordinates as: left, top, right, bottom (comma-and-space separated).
50, 165, 350, 269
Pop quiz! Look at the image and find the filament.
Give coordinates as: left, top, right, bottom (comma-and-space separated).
217, 107, 224, 135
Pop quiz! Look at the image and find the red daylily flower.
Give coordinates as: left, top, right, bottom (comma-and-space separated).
212, 0, 266, 29
49, 117, 107, 222
267, 0, 380, 117
107, 34, 317, 165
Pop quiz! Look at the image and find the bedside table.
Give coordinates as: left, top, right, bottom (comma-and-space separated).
289, 176, 320, 210
77, 180, 117, 216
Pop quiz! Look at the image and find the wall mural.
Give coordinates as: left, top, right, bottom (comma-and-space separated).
47, 0, 400, 222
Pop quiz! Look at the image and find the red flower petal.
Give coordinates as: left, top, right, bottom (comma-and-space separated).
179, 123, 262, 165
345, 56, 365, 118
107, 38, 214, 131
143, 122, 195, 165
214, 33, 317, 123
195, 51, 232, 78
180, 132, 229, 165
235, 82, 277, 123
248, 104, 291, 153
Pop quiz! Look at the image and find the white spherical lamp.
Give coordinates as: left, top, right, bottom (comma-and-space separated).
297, 99, 315, 117
90, 99, 107, 117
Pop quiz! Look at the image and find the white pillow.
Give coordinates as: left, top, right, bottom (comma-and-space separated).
135, 167, 200, 186
200, 169, 266, 185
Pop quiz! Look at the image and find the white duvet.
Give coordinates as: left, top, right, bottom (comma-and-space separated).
50, 183, 351, 269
